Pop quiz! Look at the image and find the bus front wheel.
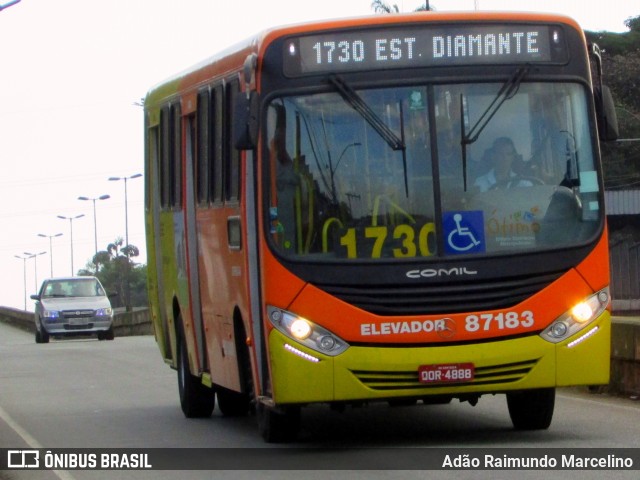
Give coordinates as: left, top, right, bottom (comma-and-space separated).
506, 388, 555, 430
177, 333, 215, 418
257, 403, 300, 443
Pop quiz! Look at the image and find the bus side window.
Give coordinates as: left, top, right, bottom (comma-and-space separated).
196, 88, 211, 206
225, 79, 241, 202
147, 124, 160, 213
171, 102, 182, 208
159, 103, 183, 210
159, 106, 171, 209
212, 85, 224, 204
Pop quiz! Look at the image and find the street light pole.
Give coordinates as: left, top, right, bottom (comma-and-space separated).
14, 254, 28, 310
24, 251, 46, 291
78, 194, 110, 260
57, 214, 85, 276
0, 1, 21, 12
38, 232, 63, 277
108, 173, 142, 246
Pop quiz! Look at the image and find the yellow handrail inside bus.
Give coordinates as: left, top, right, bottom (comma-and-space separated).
322, 217, 344, 253
371, 194, 416, 226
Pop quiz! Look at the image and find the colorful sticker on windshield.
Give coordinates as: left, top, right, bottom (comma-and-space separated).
443, 211, 485, 254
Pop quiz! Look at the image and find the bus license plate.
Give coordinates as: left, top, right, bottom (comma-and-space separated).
418, 363, 474, 384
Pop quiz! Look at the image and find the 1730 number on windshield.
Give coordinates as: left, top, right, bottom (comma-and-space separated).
337, 223, 436, 259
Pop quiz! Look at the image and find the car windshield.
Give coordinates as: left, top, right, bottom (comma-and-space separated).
265, 81, 600, 261
42, 279, 105, 298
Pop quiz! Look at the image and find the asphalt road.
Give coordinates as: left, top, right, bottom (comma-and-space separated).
1, 321, 639, 480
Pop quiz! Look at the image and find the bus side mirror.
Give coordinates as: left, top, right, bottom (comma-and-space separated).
595, 85, 619, 142
234, 91, 259, 150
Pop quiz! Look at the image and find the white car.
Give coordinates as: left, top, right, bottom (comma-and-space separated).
31, 277, 114, 343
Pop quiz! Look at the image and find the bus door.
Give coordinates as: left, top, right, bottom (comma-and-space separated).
183, 111, 208, 373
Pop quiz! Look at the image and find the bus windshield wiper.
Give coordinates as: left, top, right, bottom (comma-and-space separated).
329, 74, 409, 195
329, 75, 405, 151
460, 66, 529, 190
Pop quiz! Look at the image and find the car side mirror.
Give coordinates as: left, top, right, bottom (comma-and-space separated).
30, 294, 40, 301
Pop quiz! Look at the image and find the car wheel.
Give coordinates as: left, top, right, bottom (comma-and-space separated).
98, 327, 115, 341
105, 327, 115, 340
36, 321, 50, 344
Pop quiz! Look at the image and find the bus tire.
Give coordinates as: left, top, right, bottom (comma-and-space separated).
177, 332, 215, 418
257, 403, 300, 443
217, 387, 250, 417
506, 388, 555, 430
217, 316, 253, 417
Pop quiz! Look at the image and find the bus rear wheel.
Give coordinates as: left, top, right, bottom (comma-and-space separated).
257, 403, 300, 443
177, 333, 215, 418
506, 388, 555, 430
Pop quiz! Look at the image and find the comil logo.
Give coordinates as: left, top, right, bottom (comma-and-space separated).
406, 267, 478, 279
7, 450, 39, 468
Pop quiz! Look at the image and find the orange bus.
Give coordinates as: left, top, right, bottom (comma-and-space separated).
144, 11, 618, 442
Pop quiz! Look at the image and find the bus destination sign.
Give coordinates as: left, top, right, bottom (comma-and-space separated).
283, 24, 566, 76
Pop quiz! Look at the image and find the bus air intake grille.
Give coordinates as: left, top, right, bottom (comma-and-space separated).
314, 271, 562, 316
351, 359, 539, 391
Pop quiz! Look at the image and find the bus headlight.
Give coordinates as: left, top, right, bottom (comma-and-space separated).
267, 306, 349, 356
540, 287, 609, 344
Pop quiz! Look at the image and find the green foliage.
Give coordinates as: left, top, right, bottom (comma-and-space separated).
585, 30, 640, 57
78, 237, 148, 309
371, 0, 399, 14
370, 1, 434, 14
585, 16, 640, 190
625, 15, 640, 32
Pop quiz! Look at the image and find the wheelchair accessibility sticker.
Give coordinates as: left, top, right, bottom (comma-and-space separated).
443, 211, 485, 254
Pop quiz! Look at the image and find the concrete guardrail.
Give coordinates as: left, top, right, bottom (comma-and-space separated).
0, 306, 638, 397
0, 306, 153, 338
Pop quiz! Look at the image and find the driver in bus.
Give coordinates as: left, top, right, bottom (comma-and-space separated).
473, 137, 533, 192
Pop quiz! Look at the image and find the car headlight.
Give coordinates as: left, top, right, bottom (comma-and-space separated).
42, 309, 60, 319
540, 288, 609, 345
267, 306, 349, 356
96, 307, 113, 317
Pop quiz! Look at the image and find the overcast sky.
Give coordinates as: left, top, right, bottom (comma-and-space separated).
0, 0, 636, 311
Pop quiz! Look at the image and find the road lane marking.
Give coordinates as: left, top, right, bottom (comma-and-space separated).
0, 404, 75, 480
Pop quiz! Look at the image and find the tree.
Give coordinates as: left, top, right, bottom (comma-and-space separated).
370, 1, 434, 14
625, 15, 640, 32
78, 237, 148, 309
583, 16, 640, 190
371, 0, 399, 14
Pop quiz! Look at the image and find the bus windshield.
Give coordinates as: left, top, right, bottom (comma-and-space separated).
266, 81, 599, 261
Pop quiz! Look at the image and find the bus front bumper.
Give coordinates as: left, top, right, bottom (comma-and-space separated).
268, 312, 611, 404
